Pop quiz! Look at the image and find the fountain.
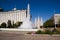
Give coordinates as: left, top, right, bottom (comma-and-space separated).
0, 3, 43, 32
18, 3, 34, 29
18, 13, 34, 29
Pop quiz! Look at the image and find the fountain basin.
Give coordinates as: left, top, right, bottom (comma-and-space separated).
0, 28, 43, 31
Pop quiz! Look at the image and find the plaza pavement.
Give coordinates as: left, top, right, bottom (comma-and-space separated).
0, 31, 60, 40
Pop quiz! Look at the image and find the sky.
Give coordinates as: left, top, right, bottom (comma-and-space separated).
0, 0, 60, 23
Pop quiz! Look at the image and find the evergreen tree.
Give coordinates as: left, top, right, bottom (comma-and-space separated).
7, 20, 12, 28
0, 22, 6, 28
44, 19, 55, 28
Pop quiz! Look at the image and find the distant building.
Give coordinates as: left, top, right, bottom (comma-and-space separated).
0, 4, 30, 24
54, 14, 60, 24
49, 14, 60, 28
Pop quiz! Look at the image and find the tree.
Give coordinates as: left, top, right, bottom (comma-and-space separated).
0, 8, 4, 12
16, 22, 22, 26
11, 21, 22, 28
0, 22, 6, 28
43, 19, 55, 28
7, 20, 12, 28
14, 21, 22, 28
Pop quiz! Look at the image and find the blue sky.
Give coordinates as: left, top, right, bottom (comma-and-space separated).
0, 0, 60, 23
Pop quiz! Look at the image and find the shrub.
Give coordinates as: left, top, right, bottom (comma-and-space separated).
35, 30, 45, 34
27, 32, 32, 34
35, 29, 60, 34
0, 22, 7, 28
54, 30, 60, 34
45, 30, 53, 34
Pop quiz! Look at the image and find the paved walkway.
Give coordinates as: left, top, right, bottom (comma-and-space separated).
0, 31, 60, 40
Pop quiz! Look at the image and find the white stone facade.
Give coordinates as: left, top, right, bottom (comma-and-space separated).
54, 14, 60, 24
0, 9, 27, 24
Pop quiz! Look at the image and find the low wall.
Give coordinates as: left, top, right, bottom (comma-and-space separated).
0, 28, 44, 31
